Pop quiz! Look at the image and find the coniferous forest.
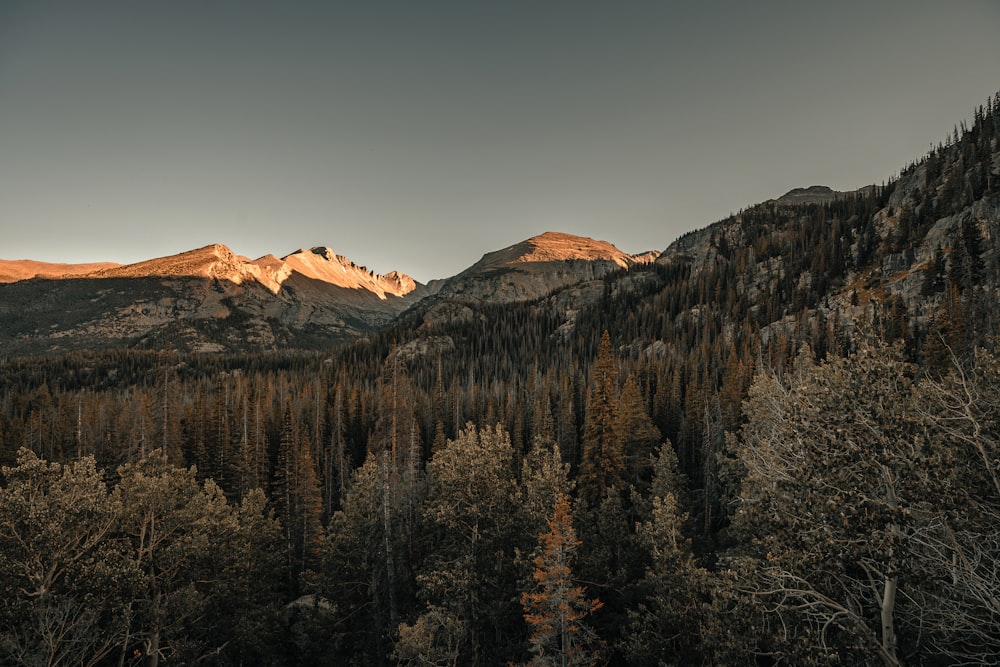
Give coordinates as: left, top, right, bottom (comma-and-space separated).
2, 94, 1000, 666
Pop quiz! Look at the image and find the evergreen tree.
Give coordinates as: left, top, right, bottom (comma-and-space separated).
0, 450, 135, 666
579, 331, 622, 505
612, 375, 661, 490
325, 456, 400, 664
520, 436, 573, 536
115, 451, 264, 666
729, 343, 1000, 664
521, 494, 603, 667
273, 404, 324, 573
623, 444, 710, 665
417, 423, 522, 664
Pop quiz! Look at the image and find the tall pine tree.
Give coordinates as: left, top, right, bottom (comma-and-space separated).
521, 493, 603, 667
579, 331, 622, 505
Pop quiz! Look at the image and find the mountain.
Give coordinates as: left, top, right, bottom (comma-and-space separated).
86, 243, 419, 298
0, 259, 121, 283
397, 231, 659, 333
435, 231, 657, 301
0, 233, 659, 354
770, 184, 873, 206
2, 89, 998, 361
0, 243, 425, 354
280, 247, 417, 298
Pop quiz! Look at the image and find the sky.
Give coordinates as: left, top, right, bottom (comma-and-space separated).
1, 2, 998, 283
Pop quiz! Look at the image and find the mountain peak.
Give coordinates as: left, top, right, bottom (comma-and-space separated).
280, 247, 417, 298
773, 185, 853, 205
305, 246, 336, 261
423, 231, 647, 306
79, 243, 418, 299
92, 243, 251, 281
485, 231, 636, 269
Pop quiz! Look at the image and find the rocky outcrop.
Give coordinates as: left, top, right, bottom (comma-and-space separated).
0, 243, 425, 354
428, 231, 648, 305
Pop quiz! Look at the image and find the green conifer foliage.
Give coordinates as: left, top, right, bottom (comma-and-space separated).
579, 332, 622, 505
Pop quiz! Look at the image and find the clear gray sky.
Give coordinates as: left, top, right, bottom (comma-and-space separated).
1, 1, 998, 282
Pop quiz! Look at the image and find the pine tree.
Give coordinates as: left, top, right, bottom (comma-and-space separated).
325, 456, 397, 663
521, 493, 603, 667
295, 436, 325, 570
273, 404, 298, 557
273, 403, 324, 572
520, 436, 573, 537
579, 331, 622, 505
611, 375, 660, 490
0, 450, 133, 666
623, 443, 709, 666
418, 423, 522, 663
728, 342, 1000, 664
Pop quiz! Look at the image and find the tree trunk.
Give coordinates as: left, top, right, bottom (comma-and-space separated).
880, 464, 900, 666
381, 452, 398, 633
146, 626, 160, 667
116, 603, 132, 667
880, 575, 898, 664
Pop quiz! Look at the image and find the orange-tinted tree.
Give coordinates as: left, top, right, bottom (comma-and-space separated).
521, 493, 603, 667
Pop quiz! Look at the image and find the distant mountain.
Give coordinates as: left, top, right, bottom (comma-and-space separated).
0, 233, 658, 354
0, 259, 121, 283
0, 243, 426, 354
85, 243, 420, 299
425, 231, 657, 302
280, 247, 417, 298
399, 231, 658, 330
5, 87, 999, 363
771, 185, 853, 205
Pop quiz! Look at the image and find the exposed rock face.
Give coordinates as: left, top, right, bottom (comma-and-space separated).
773, 185, 847, 205
428, 231, 650, 304
91, 244, 255, 282
280, 247, 418, 298
629, 250, 662, 264
87, 244, 421, 299
404, 232, 663, 337
396, 335, 456, 362
0, 233, 657, 354
0, 243, 424, 354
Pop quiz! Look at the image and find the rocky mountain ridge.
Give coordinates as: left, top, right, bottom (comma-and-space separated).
5, 87, 998, 361
0, 259, 122, 283
0, 231, 654, 354
27, 243, 421, 299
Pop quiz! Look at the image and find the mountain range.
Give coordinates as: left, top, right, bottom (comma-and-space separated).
2, 88, 999, 363
0, 231, 659, 354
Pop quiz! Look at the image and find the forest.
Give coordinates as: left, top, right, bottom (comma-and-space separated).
1, 94, 999, 665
